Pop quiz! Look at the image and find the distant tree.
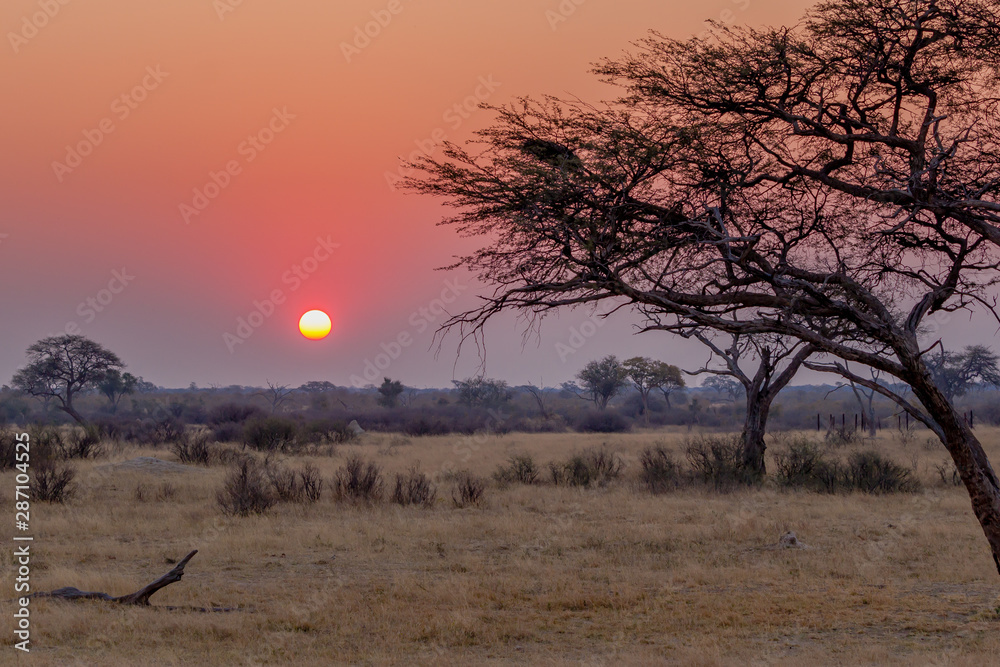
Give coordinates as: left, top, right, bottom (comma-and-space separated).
624, 357, 683, 424
255, 380, 294, 414
97, 370, 138, 414
652, 362, 685, 409
453, 377, 511, 408
701, 376, 744, 402
687, 333, 813, 477
377, 377, 405, 408
135, 378, 159, 393
12, 335, 125, 425
577, 356, 629, 410
298, 380, 337, 394
523, 382, 553, 420
928, 346, 1000, 402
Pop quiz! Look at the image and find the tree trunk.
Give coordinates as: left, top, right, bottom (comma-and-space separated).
739, 387, 771, 478
58, 399, 86, 425
911, 374, 1000, 575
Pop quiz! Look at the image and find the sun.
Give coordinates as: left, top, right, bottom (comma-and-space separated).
298, 309, 331, 340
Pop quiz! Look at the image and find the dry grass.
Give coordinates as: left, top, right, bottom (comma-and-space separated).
2, 427, 1000, 665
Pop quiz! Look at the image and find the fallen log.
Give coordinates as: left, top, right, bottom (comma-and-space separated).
30, 550, 238, 611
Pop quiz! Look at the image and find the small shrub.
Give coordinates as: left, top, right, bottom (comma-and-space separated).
300, 419, 356, 445
133, 483, 147, 502
211, 421, 244, 444
29, 426, 65, 460
172, 431, 215, 465
217, 458, 276, 516
403, 418, 450, 437
332, 456, 384, 503
242, 417, 298, 452
773, 439, 844, 493
576, 411, 631, 433
208, 403, 265, 425
392, 467, 437, 507
494, 454, 540, 486
0, 430, 17, 470
846, 451, 919, 494
639, 446, 682, 493
299, 463, 323, 503
156, 482, 177, 501
686, 436, 758, 491
549, 447, 624, 487
152, 418, 186, 446
935, 459, 963, 487
65, 425, 103, 459
825, 426, 861, 447
31, 459, 75, 503
267, 463, 303, 502
451, 471, 485, 507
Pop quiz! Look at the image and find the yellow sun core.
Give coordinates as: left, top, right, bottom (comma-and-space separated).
299, 309, 332, 340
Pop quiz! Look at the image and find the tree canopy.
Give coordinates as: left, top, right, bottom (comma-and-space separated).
404, 0, 1000, 572
12, 335, 125, 424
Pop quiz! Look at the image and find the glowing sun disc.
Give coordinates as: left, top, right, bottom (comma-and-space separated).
299, 310, 331, 340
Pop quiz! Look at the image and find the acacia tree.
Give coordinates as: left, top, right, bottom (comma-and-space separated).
577, 356, 630, 410
652, 361, 685, 408
624, 357, 684, 423
405, 0, 1000, 572
97, 370, 138, 414
377, 377, 406, 408
686, 333, 813, 475
928, 345, 1000, 402
12, 335, 125, 425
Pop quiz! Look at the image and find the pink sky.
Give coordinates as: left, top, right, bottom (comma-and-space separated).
5, 0, 988, 389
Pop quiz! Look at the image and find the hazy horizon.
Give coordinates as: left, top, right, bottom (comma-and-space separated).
3, 0, 994, 390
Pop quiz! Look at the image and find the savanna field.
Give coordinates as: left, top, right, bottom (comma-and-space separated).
2, 427, 1000, 666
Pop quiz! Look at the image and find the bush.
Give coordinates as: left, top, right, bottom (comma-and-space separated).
403, 418, 450, 437
935, 459, 963, 487
171, 431, 215, 465
332, 456, 384, 503
549, 447, 624, 487
299, 463, 323, 503
31, 459, 76, 503
299, 419, 357, 445
266, 463, 302, 502
242, 417, 298, 452
451, 471, 486, 507
217, 458, 275, 516
391, 467, 437, 507
639, 446, 682, 493
62, 425, 104, 459
29, 426, 65, 460
773, 440, 843, 493
576, 411, 631, 433
0, 430, 17, 470
686, 436, 758, 491
208, 403, 265, 425
211, 421, 244, 444
846, 451, 920, 494
494, 454, 540, 486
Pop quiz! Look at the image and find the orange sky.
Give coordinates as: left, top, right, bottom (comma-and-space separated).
15, 0, 980, 389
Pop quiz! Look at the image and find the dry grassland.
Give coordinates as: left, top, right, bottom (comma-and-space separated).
2, 427, 1000, 665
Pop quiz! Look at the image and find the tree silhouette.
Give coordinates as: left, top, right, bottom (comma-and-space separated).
377, 377, 405, 408
12, 335, 125, 425
405, 1, 1000, 571
577, 356, 629, 410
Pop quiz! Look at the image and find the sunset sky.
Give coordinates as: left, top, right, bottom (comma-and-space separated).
2, 0, 990, 389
